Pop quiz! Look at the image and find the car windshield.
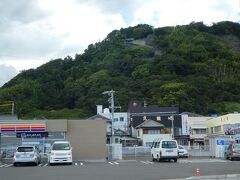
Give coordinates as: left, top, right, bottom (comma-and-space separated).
52, 143, 70, 150
162, 141, 177, 148
17, 147, 34, 152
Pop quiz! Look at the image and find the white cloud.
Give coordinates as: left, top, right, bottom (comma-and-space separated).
0, 0, 239, 85
0, 64, 17, 87
133, 0, 240, 27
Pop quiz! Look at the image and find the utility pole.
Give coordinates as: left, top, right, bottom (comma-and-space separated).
11, 101, 14, 115
168, 116, 174, 139
102, 90, 121, 144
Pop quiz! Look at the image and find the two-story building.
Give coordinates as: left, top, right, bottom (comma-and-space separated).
181, 112, 212, 146
97, 105, 129, 132
96, 105, 133, 145
207, 113, 240, 138
206, 113, 240, 158
128, 101, 190, 146
135, 119, 172, 146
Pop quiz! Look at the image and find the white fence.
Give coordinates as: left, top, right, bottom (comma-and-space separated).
184, 145, 211, 157
121, 145, 213, 159
122, 146, 151, 159
106, 144, 122, 160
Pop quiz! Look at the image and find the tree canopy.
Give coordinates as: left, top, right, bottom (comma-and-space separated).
1, 21, 240, 118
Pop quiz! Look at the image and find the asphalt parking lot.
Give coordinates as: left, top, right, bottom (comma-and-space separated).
1, 158, 240, 180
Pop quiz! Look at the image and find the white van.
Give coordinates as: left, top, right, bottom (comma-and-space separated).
49, 141, 72, 165
151, 139, 179, 162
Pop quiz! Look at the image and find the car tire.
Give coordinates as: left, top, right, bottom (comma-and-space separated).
174, 158, 178, 162
49, 163, 54, 166
13, 163, 17, 167
152, 154, 155, 162
157, 155, 160, 162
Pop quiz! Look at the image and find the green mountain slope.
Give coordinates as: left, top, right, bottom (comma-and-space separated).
1, 21, 240, 119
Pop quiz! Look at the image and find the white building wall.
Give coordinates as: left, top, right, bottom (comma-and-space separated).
136, 129, 172, 146
142, 134, 172, 147
188, 116, 212, 143
97, 106, 128, 132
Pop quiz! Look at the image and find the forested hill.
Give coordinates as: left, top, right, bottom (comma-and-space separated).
1, 21, 240, 119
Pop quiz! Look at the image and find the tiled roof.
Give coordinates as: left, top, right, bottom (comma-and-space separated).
136, 119, 164, 128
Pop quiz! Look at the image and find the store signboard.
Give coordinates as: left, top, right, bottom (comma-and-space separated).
16, 132, 48, 138
216, 139, 224, 145
0, 123, 46, 132
224, 124, 240, 135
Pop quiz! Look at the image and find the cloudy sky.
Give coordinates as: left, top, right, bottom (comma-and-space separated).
0, 0, 239, 86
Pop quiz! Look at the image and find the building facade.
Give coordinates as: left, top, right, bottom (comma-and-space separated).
97, 105, 129, 132
0, 119, 106, 160
128, 101, 189, 145
206, 113, 240, 158
135, 119, 172, 146
186, 115, 212, 145
207, 113, 240, 138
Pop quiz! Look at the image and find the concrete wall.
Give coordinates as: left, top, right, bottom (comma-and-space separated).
65, 120, 106, 160
47, 119, 67, 132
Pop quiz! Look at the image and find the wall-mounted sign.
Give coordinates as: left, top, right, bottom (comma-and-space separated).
217, 139, 224, 145
16, 132, 48, 138
0, 123, 46, 132
224, 124, 240, 135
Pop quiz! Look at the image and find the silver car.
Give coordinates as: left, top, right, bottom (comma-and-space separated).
13, 146, 41, 166
178, 145, 189, 158
225, 144, 240, 161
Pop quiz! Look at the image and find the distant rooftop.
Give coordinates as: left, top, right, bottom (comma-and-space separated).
128, 100, 179, 114
181, 112, 204, 117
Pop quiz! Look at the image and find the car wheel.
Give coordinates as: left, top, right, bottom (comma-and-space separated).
174, 158, 178, 162
13, 163, 17, 167
49, 163, 54, 166
152, 154, 155, 162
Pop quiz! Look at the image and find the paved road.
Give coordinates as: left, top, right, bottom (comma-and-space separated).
1, 158, 240, 180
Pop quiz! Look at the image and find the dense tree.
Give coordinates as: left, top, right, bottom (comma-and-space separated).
0, 22, 240, 118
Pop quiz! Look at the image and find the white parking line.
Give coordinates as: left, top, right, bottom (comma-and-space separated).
75, 163, 78, 166
0, 164, 6, 168
140, 161, 154, 164
146, 161, 154, 164
4, 164, 13, 167
80, 162, 83, 166
43, 163, 48, 167
113, 162, 119, 165
108, 162, 114, 165
179, 159, 228, 163
38, 163, 42, 167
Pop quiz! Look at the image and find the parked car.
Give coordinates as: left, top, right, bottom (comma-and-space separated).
49, 141, 72, 165
178, 145, 189, 158
225, 143, 240, 161
13, 146, 41, 166
151, 139, 179, 162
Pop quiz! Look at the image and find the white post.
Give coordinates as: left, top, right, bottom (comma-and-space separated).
168, 116, 174, 139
